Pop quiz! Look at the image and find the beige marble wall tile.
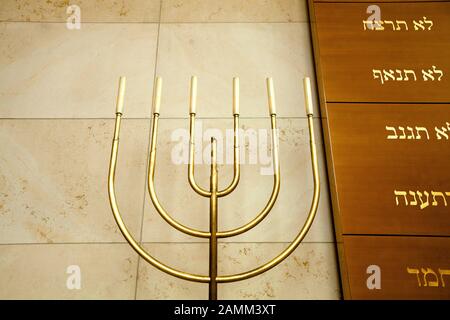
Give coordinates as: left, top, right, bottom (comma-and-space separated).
0, 23, 157, 118
0, 119, 149, 243
141, 118, 334, 243
136, 242, 340, 299
155, 23, 319, 118
161, 0, 307, 23
0, 243, 138, 299
0, 0, 161, 22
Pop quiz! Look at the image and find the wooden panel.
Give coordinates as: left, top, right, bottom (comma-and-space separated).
327, 103, 450, 236
315, 0, 447, 2
314, 2, 450, 103
343, 235, 450, 299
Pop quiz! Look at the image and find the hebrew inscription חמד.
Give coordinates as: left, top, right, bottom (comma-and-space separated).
407, 267, 450, 288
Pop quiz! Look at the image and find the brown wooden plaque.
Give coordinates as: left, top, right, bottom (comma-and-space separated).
327, 103, 450, 236
313, 2, 450, 103
343, 235, 450, 299
315, 0, 448, 2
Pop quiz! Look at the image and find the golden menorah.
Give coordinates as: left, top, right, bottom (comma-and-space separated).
108, 75, 320, 300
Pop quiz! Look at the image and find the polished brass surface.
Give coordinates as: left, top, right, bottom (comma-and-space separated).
217, 114, 320, 283
108, 114, 209, 283
209, 138, 218, 300
108, 76, 320, 299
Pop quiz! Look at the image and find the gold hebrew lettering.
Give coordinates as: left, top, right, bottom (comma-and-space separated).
423, 16, 433, 30
394, 190, 408, 206
395, 69, 404, 81
386, 126, 398, 139
409, 191, 418, 206
421, 267, 439, 287
384, 20, 395, 31
422, 69, 435, 81
383, 69, 396, 81
406, 126, 415, 139
432, 65, 444, 81
398, 126, 406, 139
395, 20, 408, 31
374, 20, 384, 31
373, 69, 384, 84
407, 267, 422, 287
404, 70, 417, 81
431, 191, 448, 206
417, 191, 430, 210
439, 269, 450, 287
363, 20, 374, 30
435, 126, 449, 140
415, 126, 430, 140
413, 20, 425, 31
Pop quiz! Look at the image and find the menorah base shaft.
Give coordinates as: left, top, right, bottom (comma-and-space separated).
209, 138, 218, 300
209, 279, 217, 300
209, 195, 217, 301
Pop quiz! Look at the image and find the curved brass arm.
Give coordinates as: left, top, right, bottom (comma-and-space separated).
109, 113, 318, 284
217, 114, 240, 197
188, 114, 241, 198
216, 114, 319, 283
147, 77, 280, 239
144, 76, 210, 238
188, 114, 212, 197
216, 115, 280, 238
149, 113, 280, 239
108, 113, 210, 283
187, 76, 211, 197
217, 77, 241, 197
148, 114, 211, 238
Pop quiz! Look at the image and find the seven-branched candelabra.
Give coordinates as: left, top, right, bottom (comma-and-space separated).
108, 76, 320, 300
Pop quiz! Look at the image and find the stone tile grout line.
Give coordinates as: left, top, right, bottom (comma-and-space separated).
0, 241, 337, 246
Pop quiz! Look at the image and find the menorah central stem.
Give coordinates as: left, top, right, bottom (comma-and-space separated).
209, 138, 218, 300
